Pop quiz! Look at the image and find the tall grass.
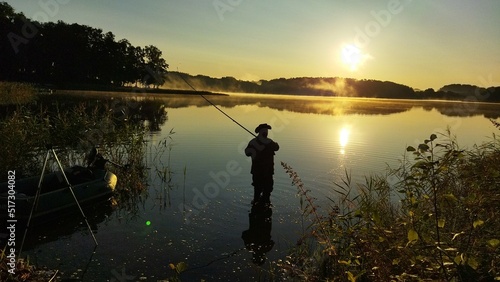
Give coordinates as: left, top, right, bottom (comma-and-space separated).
0, 82, 37, 105
0, 95, 166, 197
280, 131, 500, 281
0, 95, 162, 280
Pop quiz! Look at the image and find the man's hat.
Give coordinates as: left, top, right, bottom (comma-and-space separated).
255, 123, 272, 133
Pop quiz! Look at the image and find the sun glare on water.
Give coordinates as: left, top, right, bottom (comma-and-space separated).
339, 126, 350, 154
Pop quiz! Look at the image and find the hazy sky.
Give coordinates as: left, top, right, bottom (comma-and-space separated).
6, 0, 500, 90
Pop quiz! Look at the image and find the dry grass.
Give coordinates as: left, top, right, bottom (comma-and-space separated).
0, 82, 36, 105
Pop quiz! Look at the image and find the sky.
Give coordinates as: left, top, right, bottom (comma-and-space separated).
5, 0, 500, 90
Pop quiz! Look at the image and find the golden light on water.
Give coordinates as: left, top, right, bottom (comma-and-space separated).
339, 126, 350, 154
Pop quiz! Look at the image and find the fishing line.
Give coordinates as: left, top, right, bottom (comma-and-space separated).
177, 72, 256, 138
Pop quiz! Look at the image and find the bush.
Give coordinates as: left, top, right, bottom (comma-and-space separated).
280, 131, 500, 281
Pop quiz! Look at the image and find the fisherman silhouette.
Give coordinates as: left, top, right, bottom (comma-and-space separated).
241, 204, 274, 265
244, 123, 279, 205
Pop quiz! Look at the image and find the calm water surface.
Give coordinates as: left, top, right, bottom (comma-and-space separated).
20, 93, 500, 281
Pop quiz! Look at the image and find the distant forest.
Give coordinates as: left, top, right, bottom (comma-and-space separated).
1, 2, 499, 102
0, 2, 168, 88
165, 72, 500, 102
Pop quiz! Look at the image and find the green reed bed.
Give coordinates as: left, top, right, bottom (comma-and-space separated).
0, 94, 166, 281
280, 131, 500, 282
0, 94, 165, 176
0, 82, 37, 105
0, 95, 163, 220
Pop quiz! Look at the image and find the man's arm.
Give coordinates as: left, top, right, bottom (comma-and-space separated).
245, 139, 256, 157
273, 141, 279, 152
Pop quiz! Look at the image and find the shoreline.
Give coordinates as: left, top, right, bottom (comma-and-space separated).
51, 86, 228, 97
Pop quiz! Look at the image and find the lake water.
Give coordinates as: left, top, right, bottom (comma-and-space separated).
14, 93, 500, 281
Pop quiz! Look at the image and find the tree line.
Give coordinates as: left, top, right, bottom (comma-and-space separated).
0, 2, 168, 88
164, 72, 500, 102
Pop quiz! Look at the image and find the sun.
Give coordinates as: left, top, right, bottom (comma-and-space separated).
341, 44, 365, 71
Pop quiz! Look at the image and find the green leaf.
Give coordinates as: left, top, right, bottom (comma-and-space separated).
443, 193, 458, 202
430, 134, 437, 141
418, 144, 430, 151
408, 228, 419, 242
473, 219, 484, 229
410, 197, 417, 205
468, 256, 479, 270
454, 255, 463, 265
354, 209, 362, 218
406, 146, 416, 152
346, 271, 356, 282
176, 262, 188, 273
488, 239, 500, 248
339, 260, 351, 265
413, 160, 429, 169
438, 218, 445, 228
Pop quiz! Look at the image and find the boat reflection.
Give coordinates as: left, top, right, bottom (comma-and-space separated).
0, 199, 113, 252
241, 203, 274, 266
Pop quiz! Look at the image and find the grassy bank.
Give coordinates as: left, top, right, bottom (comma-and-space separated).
279, 131, 500, 281
0, 82, 37, 105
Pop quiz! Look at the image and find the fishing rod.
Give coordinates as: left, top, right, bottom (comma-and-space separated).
177, 72, 257, 138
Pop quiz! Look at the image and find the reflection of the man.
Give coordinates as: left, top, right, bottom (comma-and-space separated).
241, 203, 274, 265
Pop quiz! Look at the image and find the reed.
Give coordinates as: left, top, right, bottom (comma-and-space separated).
149, 131, 176, 209
279, 131, 500, 281
0, 82, 37, 105
0, 246, 59, 281
0, 96, 160, 203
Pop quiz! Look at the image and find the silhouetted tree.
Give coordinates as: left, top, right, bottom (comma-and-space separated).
0, 2, 168, 88
142, 45, 168, 88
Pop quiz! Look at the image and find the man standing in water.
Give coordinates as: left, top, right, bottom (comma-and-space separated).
245, 123, 279, 205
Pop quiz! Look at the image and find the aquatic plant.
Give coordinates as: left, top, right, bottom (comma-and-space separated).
0, 247, 58, 281
280, 131, 500, 281
0, 95, 170, 228
0, 107, 50, 179
150, 130, 176, 209
490, 118, 500, 130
